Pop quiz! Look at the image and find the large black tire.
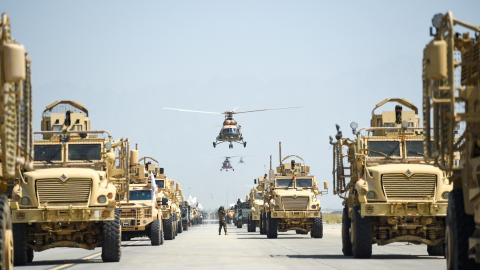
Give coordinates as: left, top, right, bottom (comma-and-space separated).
236, 220, 242, 229
351, 206, 372, 258
101, 210, 121, 262
311, 218, 323, 238
121, 232, 131, 241
149, 220, 163, 246
27, 247, 34, 263
13, 223, 28, 266
177, 221, 183, 234
342, 206, 353, 256
0, 195, 13, 268
163, 217, 174, 240
446, 189, 478, 270
428, 242, 445, 256
260, 213, 267, 235
266, 213, 278, 239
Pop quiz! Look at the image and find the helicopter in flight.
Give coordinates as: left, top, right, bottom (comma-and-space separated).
221, 156, 235, 171
163, 107, 300, 149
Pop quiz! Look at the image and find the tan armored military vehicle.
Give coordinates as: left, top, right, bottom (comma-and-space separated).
10, 100, 122, 264
150, 161, 179, 240
0, 13, 32, 270
262, 143, 327, 239
330, 98, 452, 258
422, 12, 480, 270
247, 176, 265, 233
174, 182, 185, 234
119, 153, 163, 245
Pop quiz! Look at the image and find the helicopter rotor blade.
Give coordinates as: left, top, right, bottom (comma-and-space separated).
231, 106, 302, 114
162, 107, 222, 115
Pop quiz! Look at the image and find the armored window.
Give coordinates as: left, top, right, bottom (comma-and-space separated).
68, 144, 101, 161
367, 141, 401, 157
255, 192, 263, 199
129, 190, 153, 201
276, 179, 294, 188
296, 178, 313, 188
406, 141, 424, 157
34, 144, 62, 162
155, 180, 165, 188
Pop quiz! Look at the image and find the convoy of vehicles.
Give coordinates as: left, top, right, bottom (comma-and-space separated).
4, 9, 478, 270
330, 98, 452, 258
422, 12, 480, 270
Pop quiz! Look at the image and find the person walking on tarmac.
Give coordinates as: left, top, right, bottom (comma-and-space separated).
218, 206, 227, 235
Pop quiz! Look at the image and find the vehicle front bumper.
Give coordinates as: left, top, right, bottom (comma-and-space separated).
11, 205, 115, 223
361, 201, 448, 217
271, 210, 321, 219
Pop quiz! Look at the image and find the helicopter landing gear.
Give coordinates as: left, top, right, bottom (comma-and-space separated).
243, 142, 247, 148
229, 143, 233, 149
213, 142, 217, 148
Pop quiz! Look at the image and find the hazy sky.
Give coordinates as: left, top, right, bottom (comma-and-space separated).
2, 1, 478, 210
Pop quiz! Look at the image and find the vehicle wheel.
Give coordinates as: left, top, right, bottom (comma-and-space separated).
149, 220, 162, 246
121, 232, 131, 241
101, 209, 121, 262
163, 217, 174, 240
177, 221, 183, 234
351, 206, 372, 258
311, 218, 323, 238
13, 223, 28, 266
428, 242, 445, 256
260, 213, 267, 235
0, 195, 13, 269
236, 221, 242, 229
266, 213, 278, 239
27, 247, 34, 263
446, 189, 478, 270
342, 206, 353, 256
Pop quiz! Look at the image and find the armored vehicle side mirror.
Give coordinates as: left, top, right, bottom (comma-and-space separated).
104, 141, 112, 151
350, 122, 358, 135
161, 198, 169, 205
323, 181, 329, 191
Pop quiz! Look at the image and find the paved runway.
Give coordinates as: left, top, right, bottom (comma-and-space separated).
18, 223, 445, 270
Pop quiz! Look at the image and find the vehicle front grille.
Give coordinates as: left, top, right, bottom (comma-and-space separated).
382, 173, 437, 200
121, 208, 145, 219
36, 178, 91, 204
281, 196, 309, 210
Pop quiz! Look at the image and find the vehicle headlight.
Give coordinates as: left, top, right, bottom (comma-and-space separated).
20, 196, 31, 206
366, 191, 377, 200
97, 195, 107, 204
441, 191, 449, 200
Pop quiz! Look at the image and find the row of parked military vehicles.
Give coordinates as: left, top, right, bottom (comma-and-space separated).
235, 11, 480, 270
0, 13, 204, 269
0, 10, 479, 270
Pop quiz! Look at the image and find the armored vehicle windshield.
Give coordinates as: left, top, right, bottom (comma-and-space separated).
68, 143, 101, 160
155, 179, 165, 188
129, 190, 153, 201
296, 178, 313, 188
367, 140, 400, 158
34, 144, 62, 162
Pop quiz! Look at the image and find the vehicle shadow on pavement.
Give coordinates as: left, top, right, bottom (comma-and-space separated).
238, 237, 309, 240
25, 258, 102, 266
280, 254, 444, 260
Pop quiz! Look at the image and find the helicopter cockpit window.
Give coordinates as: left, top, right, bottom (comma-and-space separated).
155, 179, 165, 189
34, 144, 62, 162
68, 144, 101, 161
129, 190, 153, 201
276, 179, 294, 188
406, 140, 424, 157
296, 178, 313, 188
367, 141, 401, 158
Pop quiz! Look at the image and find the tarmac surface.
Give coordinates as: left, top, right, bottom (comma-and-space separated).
18, 223, 445, 270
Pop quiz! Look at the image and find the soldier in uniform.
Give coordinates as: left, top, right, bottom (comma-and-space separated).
218, 206, 227, 235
